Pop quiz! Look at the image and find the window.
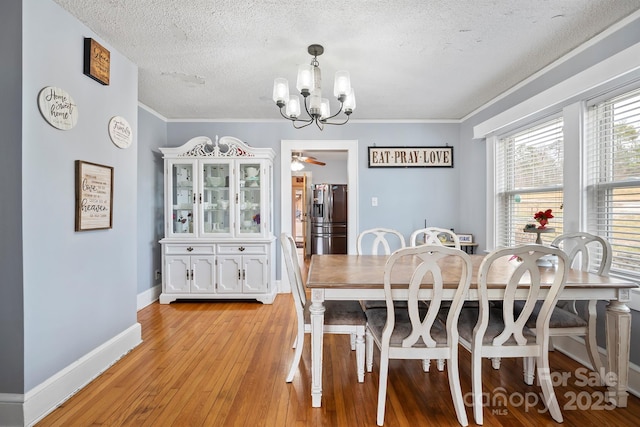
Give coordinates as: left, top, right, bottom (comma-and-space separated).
587, 87, 640, 279
495, 117, 564, 247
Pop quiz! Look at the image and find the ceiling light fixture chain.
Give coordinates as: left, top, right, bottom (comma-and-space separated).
273, 44, 356, 131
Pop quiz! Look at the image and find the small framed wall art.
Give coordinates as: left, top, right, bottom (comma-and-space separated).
368, 146, 453, 168
457, 234, 473, 243
75, 160, 114, 231
83, 38, 110, 85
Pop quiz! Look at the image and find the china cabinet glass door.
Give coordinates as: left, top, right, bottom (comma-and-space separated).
201, 161, 232, 235
237, 161, 263, 236
169, 160, 196, 236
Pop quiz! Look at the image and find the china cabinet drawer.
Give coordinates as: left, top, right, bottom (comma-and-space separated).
217, 244, 266, 255
165, 244, 215, 255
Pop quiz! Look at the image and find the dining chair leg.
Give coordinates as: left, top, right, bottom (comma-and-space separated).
356, 328, 365, 383
286, 326, 305, 383
523, 356, 535, 385
537, 355, 563, 423
471, 349, 484, 425
491, 357, 501, 369
350, 332, 356, 350
447, 348, 469, 426
366, 329, 374, 372
377, 348, 390, 426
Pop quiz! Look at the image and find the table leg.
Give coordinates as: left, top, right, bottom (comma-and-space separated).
605, 300, 631, 407
310, 289, 326, 407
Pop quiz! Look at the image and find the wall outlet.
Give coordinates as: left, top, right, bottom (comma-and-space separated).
371, 197, 378, 206
155, 270, 162, 280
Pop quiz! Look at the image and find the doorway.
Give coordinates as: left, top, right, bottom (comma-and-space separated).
280, 140, 359, 292
291, 174, 308, 256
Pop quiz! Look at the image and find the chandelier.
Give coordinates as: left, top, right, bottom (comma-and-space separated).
273, 44, 356, 130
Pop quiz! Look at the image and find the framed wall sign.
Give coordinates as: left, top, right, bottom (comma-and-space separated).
368, 146, 453, 168
75, 160, 114, 231
108, 116, 133, 148
37, 86, 78, 130
458, 234, 473, 243
83, 38, 110, 85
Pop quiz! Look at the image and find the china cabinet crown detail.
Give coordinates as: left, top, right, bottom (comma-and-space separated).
159, 136, 276, 304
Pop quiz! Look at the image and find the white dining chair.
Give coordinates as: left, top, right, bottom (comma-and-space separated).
516, 232, 611, 385
410, 227, 461, 372
280, 233, 367, 383
458, 244, 569, 424
410, 227, 461, 249
357, 227, 407, 311
366, 245, 472, 426
356, 228, 409, 373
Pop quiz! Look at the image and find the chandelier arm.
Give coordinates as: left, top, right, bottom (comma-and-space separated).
322, 115, 350, 126
278, 107, 296, 121
323, 101, 345, 121
292, 119, 315, 129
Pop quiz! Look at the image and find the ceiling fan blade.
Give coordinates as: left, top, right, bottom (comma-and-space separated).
303, 158, 326, 166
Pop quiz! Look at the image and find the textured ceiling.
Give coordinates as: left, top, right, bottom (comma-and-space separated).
54, 0, 640, 121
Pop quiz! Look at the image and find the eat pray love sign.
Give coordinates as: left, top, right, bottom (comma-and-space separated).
368, 146, 453, 168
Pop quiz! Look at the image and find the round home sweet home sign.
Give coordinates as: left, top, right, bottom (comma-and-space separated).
37, 86, 78, 130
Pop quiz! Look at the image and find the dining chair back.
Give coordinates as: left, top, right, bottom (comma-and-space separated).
356, 228, 406, 255
280, 233, 367, 383
409, 227, 460, 249
357, 228, 408, 314
458, 244, 569, 424
546, 232, 612, 378
366, 245, 472, 426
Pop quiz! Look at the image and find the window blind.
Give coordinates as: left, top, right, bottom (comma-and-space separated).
495, 118, 564, 247
587, 87, 640, 278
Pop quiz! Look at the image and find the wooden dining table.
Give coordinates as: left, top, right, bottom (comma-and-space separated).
305, 253, 638, 408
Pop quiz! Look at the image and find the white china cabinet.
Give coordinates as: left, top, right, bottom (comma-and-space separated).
159, 136, 276, 304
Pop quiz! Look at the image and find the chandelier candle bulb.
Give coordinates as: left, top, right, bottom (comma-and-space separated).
296, 64, 313, 94
309, 90, 322, 116
320, 99, 330, 120
334, 71, 351, 98
344, 89, 356, 113
286, 96, 301, 118
272, 78, 289, 106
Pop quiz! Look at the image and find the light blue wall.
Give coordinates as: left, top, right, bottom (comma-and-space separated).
0, 0, 24, 396
305, 157, 348, 185
137, 107, 167, 293
20, 0, 139, 391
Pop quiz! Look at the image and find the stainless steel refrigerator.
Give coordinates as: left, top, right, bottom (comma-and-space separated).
310, 184, 347, 255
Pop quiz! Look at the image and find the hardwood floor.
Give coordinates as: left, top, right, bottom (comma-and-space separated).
38, 288, 640, 426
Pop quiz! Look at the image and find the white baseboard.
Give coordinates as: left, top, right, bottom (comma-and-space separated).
0, 323, 142, 427
552, 336, 640, 398
137, 284, 161, 310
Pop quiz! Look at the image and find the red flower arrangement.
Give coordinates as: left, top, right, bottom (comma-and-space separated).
533, 209, 553, 229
